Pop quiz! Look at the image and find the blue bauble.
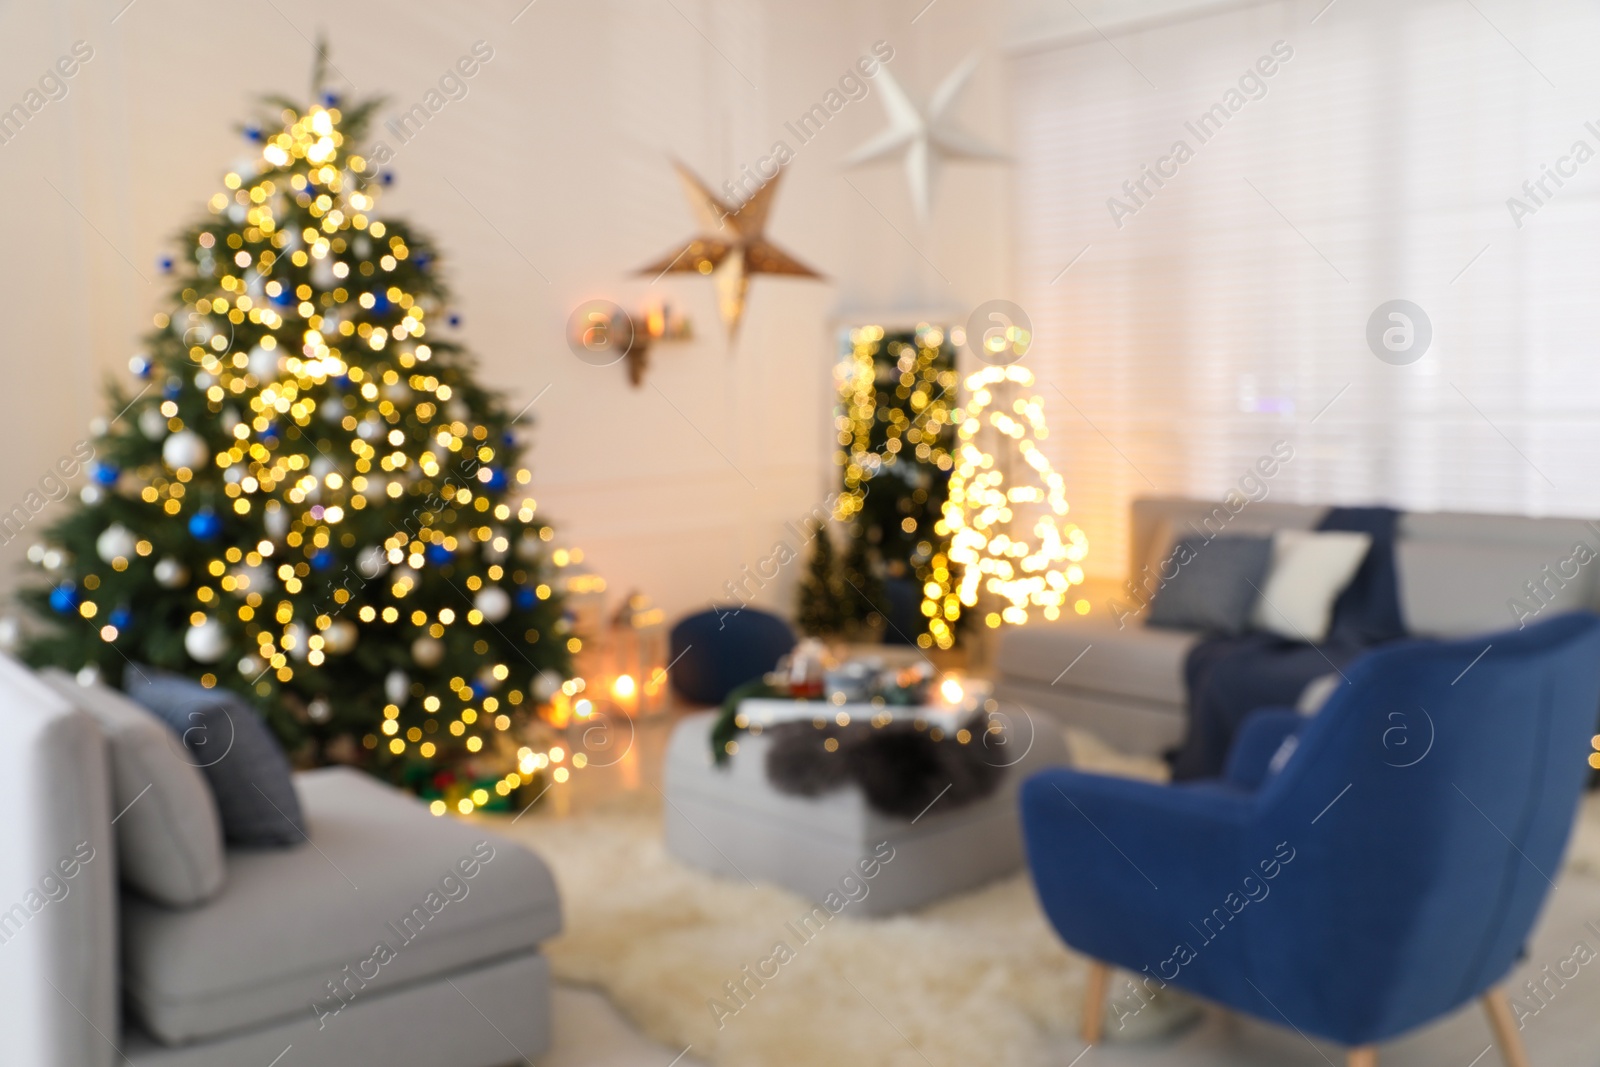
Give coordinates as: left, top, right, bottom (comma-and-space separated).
372, 293, 391, 314
322, 91, 340, 108
311, 549, 334, 571
90, 462, 120, 486
260, 422, 279, 444
469, 681, 490, 700
49, 584, 78, 614
244, 124, 263, 142
379, 172, 395, 187
128, 354, 152, 378
500, 431, 514, 446
109, 606, 133, 630
334, 374, 351, 390
156, 255, 174, 274
413, 252, 430, 270
188, 509, 222, 540
447, 313, 462, 328
163, 379, 182, 400
425, 543, 453, 566
484, 468, 507, 491
514, 587, 536, 611
270, 288, 293, 306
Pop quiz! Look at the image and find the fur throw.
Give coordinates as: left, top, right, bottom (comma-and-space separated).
763, 713, 1007, 818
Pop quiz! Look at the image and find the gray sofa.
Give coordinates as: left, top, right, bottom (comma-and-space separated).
0, 653, 561, 1067
996, 496, 1600, 754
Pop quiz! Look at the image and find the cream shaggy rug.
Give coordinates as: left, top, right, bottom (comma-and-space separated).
497, 730, 1600, 1067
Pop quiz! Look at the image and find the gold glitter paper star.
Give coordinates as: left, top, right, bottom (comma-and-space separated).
636, 161, 823, 339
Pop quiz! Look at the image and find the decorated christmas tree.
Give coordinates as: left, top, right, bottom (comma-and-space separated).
19, 81, 572, 811
795, 521, 844, 638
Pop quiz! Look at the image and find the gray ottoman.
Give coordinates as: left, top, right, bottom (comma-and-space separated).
662, 707, 1068, 916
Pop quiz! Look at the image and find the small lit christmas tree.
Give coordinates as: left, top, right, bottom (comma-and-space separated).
20, 79, 572, 810
795, 521, 844, 638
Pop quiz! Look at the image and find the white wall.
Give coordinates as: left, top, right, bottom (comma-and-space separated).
0, 0, 1014, 624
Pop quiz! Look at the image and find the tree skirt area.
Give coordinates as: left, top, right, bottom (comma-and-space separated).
495, 728, 1158, 1067
496, 731, 1600, 1067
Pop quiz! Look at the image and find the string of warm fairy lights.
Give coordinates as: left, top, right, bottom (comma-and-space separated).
834, 325, 961, 648
926, 364, 1089, 639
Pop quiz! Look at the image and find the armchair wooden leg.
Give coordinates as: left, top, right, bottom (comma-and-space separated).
1081, 960, 1111, 1044
1482, 987, 1532, 1067
1348, 1048, 1377, 1067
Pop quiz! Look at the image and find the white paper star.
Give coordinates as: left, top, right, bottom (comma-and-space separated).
843, 55, 1007, 224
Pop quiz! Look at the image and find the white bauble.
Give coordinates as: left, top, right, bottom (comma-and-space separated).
484, 528, 508, 563
0, 616, 20, 653
233, 563, 271, 596
76, 664, 103, 687
224, 465, 244, 485
139, 408, 167, 440
237, 654, 263, 678
323, 619, 358, 655
40, 548, 66, 573
284, 622, 308, 661
515, 534, 543, 562
475, 586, 511, 622
221, 406, 242, 433
227, 202, 246, 225
356, 416, 383, 441
311, 255, 336, 289
162, 430, 208, 471
95, 524, 138, 563
153, 558, 189, 587
307, 697, 331, 722
185, 617, 228, 663
532, 670, 563, 702
364, 474, 389, 500
80, 484, 103, 505
89, 417, 109, 437
411, 635, 444, 668
384, 669, 411, 705
247, 344, 280, 381
353, 234, 372, 259
356, 545, 389, 580
382, 380, 410, 404
264, 505, 290, 541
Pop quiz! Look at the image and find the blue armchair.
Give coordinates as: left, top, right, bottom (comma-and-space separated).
1022, 612, 1600, 1066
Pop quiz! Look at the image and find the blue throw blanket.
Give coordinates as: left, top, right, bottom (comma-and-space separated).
1167, 506, 1407, 781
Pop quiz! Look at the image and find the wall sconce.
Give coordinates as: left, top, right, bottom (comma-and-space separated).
567, 300, 693, 388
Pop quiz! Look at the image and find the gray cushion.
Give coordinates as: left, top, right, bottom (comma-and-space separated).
122, 767, 562, 1044
1146, 535, 1273, 635
995, 614, 1198, 707
38, 670, 225, 908
123, 668, 304, 847
1397, 539, 1598, 637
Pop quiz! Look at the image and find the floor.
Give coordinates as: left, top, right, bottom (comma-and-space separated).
522, 709, 1600, 1067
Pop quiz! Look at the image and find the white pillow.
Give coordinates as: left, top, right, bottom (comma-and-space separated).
1250, 530, 1373, 642
39, 669, 226, 907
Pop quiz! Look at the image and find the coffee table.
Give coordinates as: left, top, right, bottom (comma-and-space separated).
661, 701, 1068, 916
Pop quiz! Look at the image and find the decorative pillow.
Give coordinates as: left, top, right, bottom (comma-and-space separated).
38, 669, 226, 906
123, 667, 305, 848
1250, 530, 1373, 642
1145, 535, 1274, 635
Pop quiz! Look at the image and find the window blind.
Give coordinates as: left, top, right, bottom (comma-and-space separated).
1009, 0, 1600, 577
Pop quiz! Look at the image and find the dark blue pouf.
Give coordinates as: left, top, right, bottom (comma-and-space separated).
668, 607, 796, 706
